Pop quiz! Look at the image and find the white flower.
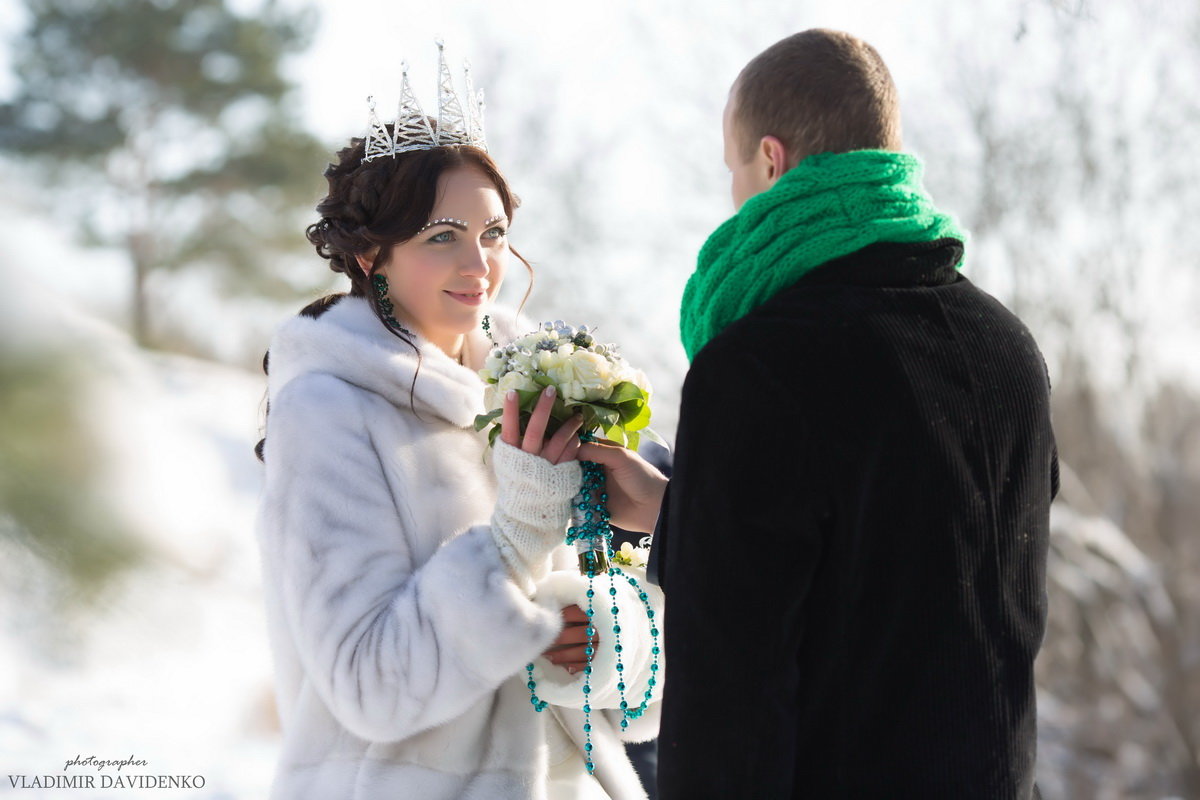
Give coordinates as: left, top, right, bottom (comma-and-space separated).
624, 366, 652, 395
482, 383, 502, 411
535, 348, 567, 375
498, 370, 539, 395
508, 348, 538, 376
613, 541, 650, 569
481, 350, 507, 382
548, 349, 617, 403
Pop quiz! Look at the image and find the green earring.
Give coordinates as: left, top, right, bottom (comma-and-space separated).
372, 273, 414, 337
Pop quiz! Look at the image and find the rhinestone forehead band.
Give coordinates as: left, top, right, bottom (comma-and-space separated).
417, 218, 468, 235
416, 215, 506, 235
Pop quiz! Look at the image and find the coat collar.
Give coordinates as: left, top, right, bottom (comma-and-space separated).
796, 237, 965, 290
266, 294, 524, 429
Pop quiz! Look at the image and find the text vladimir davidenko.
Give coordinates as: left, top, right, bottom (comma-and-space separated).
6, 755, 207, 791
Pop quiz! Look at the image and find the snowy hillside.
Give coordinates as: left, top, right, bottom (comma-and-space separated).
0, 274, 279, 797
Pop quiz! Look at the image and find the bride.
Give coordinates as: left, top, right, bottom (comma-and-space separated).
253, 50, 662, 800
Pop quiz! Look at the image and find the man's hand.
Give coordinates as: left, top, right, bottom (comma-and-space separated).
576, 439, 668, 533
541, 605, 596, 674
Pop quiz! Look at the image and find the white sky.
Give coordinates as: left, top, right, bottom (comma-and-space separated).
1, 0, 1198, 397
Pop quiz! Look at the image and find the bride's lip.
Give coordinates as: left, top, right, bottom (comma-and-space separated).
445, 290, 485, 306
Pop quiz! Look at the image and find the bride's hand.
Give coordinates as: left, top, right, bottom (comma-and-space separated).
541, 604, 597, 674
501, 386, 582, 465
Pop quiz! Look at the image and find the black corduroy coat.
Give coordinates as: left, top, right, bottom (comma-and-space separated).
650, 239, 1058, 799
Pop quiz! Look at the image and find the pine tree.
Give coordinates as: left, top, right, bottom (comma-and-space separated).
0, 0, 328, 345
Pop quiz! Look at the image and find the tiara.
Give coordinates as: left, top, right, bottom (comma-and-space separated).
363, 40, 487, 163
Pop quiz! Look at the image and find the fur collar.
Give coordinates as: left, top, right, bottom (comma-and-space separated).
266, 294, 525, 428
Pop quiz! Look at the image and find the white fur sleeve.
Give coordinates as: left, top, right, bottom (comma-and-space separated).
527, 564, 664, 742
258, 374, 563, 743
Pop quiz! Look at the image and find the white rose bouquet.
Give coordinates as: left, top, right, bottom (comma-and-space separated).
475, 321, 655, 449
481, 324, 662, 764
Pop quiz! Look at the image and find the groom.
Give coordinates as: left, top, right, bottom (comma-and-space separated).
580, 29, 1058, 799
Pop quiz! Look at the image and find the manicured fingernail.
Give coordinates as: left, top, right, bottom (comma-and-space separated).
543, 385, 556, 397
506, 390, 516, 401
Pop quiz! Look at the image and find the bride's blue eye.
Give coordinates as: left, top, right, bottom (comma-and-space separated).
429, 230, 454, 243
483, 226, 507, 240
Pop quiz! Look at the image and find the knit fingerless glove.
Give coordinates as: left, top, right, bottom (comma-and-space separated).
490, 439, 582, 592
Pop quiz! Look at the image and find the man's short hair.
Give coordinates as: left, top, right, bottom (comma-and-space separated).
733, 29, 901, 165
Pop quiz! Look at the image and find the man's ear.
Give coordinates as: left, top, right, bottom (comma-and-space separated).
759, 135, 790, 181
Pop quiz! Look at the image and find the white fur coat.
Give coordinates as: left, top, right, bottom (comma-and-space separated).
255, 294, 662, 800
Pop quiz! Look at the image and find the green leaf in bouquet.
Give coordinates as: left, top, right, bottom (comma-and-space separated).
473, 408, 503, 431
620, 400, 652, 432
607, 381, 644, 405
639, 427, 668, 447
550, 393, 571, 421
626, 430, 641, 451
601, 419, 631, 447
488, 425, 503, 446
532, 372, 554, 388
590, 404, 620, 429
516, 388, 543, 413
615, 396, 644, 423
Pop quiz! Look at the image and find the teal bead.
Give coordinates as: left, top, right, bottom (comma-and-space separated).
586, 589, 595, 598
651, 646, 660, 655
583, 723, 592, 732
621, 719, 629, 729
613, 624, 621, 634
620, 700, 628, 709
583, 704, 591, 713
650, 663, 659, 672
649, 677, 657, 686
614, 644, 623, 653
609, 587, 617, 596
651, 628, 659, 636
647, 609, 655, 618
618, 681, 626, 691
584, 743, 593, 752
616, 664, 624, 672
527, 680, 536, 690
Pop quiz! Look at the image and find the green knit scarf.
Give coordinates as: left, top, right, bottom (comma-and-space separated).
680, 149, 966, 361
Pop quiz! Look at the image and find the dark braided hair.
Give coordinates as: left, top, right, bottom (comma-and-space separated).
255, 124, 532, 462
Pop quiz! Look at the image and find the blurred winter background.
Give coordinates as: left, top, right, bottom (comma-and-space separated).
0, 0, 1196, 797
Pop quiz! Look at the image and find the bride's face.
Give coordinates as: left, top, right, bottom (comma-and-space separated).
375, 165, 509, 351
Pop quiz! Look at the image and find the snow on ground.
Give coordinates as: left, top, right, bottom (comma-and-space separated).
0, 271, 280, 797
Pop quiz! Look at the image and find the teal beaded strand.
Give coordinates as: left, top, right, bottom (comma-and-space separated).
613, 568, 661, 719
523, 430, 661, 775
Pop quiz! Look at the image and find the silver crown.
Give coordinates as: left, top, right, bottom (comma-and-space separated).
363, 40, 487, 162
